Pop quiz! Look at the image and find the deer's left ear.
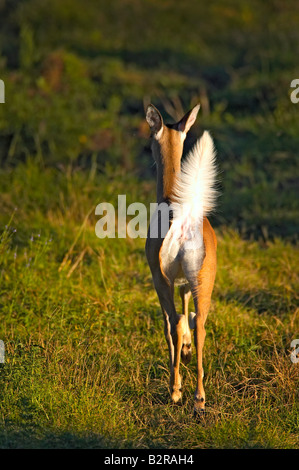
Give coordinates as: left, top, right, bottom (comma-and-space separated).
146, 104, 164, 137
177, 104, 200, 133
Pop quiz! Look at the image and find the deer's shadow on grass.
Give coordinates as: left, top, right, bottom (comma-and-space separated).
0, 426, 122, 449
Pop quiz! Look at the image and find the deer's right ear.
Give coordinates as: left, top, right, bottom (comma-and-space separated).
177, 103, 200, 134
146, 104, 163, 138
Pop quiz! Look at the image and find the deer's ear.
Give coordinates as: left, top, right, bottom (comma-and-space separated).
146, 104, 163, 137
177, 103, 200, 133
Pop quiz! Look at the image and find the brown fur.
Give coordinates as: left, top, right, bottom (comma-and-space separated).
159, 127, 183, 200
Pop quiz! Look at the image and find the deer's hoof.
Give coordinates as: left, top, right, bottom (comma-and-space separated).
194, 396, 205, 417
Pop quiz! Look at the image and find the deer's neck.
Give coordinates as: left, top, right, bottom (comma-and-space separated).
152, 138, 182, 203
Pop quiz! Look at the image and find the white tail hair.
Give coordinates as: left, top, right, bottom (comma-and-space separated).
171, 131, 217, 225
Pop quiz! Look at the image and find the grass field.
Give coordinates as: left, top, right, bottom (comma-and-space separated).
0, 0, 298, 450
0, 162, 298, 449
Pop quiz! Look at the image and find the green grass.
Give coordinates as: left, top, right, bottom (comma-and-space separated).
1, 0, 299, 240
0, 0, 298, 450
0, 161, 298, 449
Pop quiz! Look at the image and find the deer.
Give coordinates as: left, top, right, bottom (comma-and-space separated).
145, 103, 217, 416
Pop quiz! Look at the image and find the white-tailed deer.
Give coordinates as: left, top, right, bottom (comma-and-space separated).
145, 103, 217, 415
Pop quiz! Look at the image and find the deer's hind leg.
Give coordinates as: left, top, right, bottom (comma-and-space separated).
192, 221, 217, 416
152, 269, 186, 403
